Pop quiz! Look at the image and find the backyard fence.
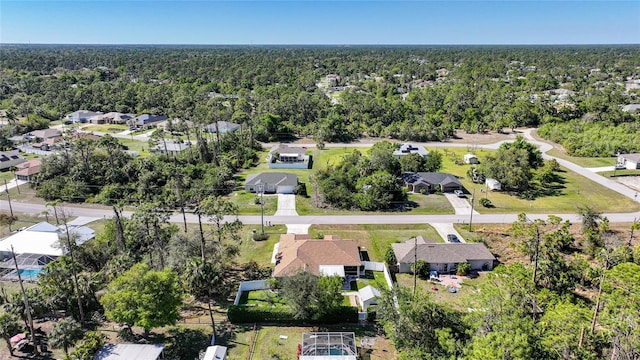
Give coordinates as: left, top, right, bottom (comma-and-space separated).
233, 280, 270, 305
362, 261, 394, 289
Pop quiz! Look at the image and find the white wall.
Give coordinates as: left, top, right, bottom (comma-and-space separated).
233, 280, 270, 305
276, 185, 296, 194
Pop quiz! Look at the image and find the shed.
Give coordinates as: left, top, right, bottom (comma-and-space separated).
464, 154, 479, 164
358, 285, 381, 311
203, 345, 227, 360
485, 178, 502, 191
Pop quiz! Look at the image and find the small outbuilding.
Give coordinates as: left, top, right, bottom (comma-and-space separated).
485, 178, 502, 191
202, 345, 228, 360
358, 285, 381, 311
464, 153, 479, 164
93, 344, 164, 360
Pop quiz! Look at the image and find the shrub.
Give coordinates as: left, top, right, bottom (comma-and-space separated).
479, 197, 492, 208
252, 233, 269, 241
456, 262, 471, 276
412, 259, 430, 279
227, 305, 358, 324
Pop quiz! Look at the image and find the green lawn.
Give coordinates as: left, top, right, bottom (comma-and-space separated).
238, 289, 286, 307
82, 124, 128, 133
235, 225, 287, 266
227, 191, 277, 215
356, 270, 389, 291
437, 147, 640, 214
598, 169, 640, 178
0, 169, 15, 181
545, 148, 615, 168
309, 224, 442, 262
396, 272, 491, 311
116, 137, 151, 156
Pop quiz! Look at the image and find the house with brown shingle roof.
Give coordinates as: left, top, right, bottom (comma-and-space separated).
14, 159, 42, 181
392, 236, 495, 274
273, 234, 362, 278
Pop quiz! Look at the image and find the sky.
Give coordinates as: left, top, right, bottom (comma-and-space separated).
1, 1, 638, 45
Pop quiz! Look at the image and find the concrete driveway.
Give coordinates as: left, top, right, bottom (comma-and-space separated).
444, 193, 479, 215
274, 194, 298, 216
431, 223, 466, 243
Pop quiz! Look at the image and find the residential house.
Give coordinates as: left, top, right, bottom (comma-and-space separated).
621, 104, 640, 113
90, 112, 134, 125
203, 346, 228, 360
617, 153, 640, 170
93, 344, 165, 360
203, 121, 241, 133
0, 150, 26, 170
402, 172, 463, 193
14, 159, 42, 181
393, 143, 429, 159
0, 222, 95, 280
464, 153, 479, 164
391, 236, 495, 274
273, 234, 362, 278
245, 172, 299, 194
151, 140, 192, 156
267, 145, 311, 169
485, 178, 502, 191
29, 128, 61, 140
133, 114, 168, 128
65, 110, 102, 124
300, 332, 356, 360
358, 285, 381, 312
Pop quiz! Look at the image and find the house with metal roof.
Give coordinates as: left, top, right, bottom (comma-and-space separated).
393, 143, 429, 159
245, 172, 299, 194
203, 121, 241, 133
273, 234, 362, 278
93, 343, 164, 360
391, 236, 495, 274
401, 172, 463, 193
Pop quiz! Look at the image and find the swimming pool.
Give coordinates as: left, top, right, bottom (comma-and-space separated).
18, 269, 43, 280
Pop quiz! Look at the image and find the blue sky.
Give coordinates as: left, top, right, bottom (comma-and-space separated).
1, 1, 638, 45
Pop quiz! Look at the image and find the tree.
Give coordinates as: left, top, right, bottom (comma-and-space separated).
48, 318, 83, 355
198, 195, 243, 259
424, 150, 443, 172
479, 136, 544, 193
100, 263, 183, 336
399, 153, 426, 173
279, 271, 344, 321
67, 331, 105, 360
538, 301, 598, 360
0, 313, 20, 356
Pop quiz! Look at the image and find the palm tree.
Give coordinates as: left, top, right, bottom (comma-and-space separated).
0, 313, 21, 356
48, 318, 83, 355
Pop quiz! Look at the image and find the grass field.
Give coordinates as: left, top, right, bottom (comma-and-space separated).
309, 224, 442, 262
356, 270, 389, 291
227, 191, 277, 215
235, 225, 287, 266
598, 169, 640, 178
396, 272, 491, 311
545, 148, 615, 168
117, 137, 151, 156
437, 147, 640, 214
81, 124, 128, 133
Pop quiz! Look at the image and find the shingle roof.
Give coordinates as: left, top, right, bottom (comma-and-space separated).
203, 121, 241, 133
359, 285, 381, 302
393, 143, 429, 157
273, 234, 361, 277
94, 344, 164, 360
392, 240, 495, 264
402, 172, 462, 187
270, 145, 307, 157
620, 153, 640, 163
245, 172, 298, 187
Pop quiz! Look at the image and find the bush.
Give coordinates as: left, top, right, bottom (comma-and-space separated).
412, 260, 430, 279
456, 262, 471, 276
252, 233, 269, 241
366, 306, 377, 322
479, 197, 492, 208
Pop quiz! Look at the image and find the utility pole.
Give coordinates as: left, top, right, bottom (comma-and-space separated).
11, 246, 38, 354
413, 235, 417, 297
258, 184, 265, 235
532, 225, 541, 286
4, 179, 13, 217
468, 188, 476, 232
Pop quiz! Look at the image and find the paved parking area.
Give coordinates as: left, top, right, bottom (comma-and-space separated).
444, 193, 479, 215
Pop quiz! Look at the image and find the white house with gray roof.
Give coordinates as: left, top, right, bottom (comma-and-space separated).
392, 236, 495, 274
245, 172, 298, 194
393, 143, 429, 159
617, 153, 640, 170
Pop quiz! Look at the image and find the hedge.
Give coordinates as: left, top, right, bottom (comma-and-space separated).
227, 305, 358, 324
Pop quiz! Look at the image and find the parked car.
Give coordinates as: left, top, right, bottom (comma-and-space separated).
454, 189, 465, 197
446, 234, 460, 243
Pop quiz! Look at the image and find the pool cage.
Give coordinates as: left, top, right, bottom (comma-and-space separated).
0, 253, 55, 281
299, 332, 357, 360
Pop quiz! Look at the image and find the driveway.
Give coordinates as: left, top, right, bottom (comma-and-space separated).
274, 194, 298, 216
431, 223, 466, 243
586, 166, 614, 172
444, 193, 479, 215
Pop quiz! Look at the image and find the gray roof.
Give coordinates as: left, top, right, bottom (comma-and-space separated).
620, 153, 640, 163
203, 121, 240, 133
392, 240, 495, 264
134, 114, 168, 125
152, 140, 192, 153
393, 143, 429, 157
359, 285, 381, 302
94, 344, 164, 360
621, 104, 640, 112
402, 172, 462, 187
270, 145, 307, 157
245, 172, 298, 187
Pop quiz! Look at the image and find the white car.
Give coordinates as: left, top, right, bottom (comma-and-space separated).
454, 190, 465, 198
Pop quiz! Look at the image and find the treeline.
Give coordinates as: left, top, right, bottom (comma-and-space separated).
538, 120, 640, 157
1, 45, 639, 144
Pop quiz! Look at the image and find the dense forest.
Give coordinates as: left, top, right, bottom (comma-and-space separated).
1, 45, 639, 147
